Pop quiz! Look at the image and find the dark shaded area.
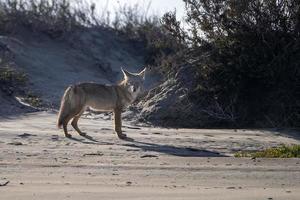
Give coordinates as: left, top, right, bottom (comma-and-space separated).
67, 133, 225, 157
0, 91, 36, 117
142, 0, 300, 128
66, 134, 113, 145
122, 140, 225, 157
271, 128, 300, 141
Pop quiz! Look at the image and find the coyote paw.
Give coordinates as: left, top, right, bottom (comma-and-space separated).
116, 132, 127, 139
65, 133, 72, 138
79, 132, 87, 136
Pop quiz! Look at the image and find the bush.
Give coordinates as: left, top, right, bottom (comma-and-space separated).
162, 0, 300, 127
0, 66, 27, 93
110, 4, 184, 74
0, 0, 96, 37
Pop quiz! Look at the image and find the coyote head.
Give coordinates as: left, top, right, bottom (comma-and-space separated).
121, 67, 146, 99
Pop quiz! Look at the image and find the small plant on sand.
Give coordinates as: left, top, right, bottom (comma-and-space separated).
0, 66, 27, 83
0, 66, 27, 94
234, 145, 300, 158
23, 92, 42, 107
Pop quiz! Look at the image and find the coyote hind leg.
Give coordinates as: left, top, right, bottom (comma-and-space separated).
62, 116, 73, 138
62, 108, 83, 138
71, 109, 86, 136
113, 108, 127, 139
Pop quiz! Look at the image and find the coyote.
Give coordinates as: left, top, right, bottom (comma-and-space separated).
57, 68, 146, 139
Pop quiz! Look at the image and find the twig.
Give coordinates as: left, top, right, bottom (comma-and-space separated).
0, 180, 9, 187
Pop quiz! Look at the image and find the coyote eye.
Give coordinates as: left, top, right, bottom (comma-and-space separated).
129, 85, 136, 92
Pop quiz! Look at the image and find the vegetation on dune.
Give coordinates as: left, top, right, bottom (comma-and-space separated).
23, 92, 42, 107
0, 40, 27, 91
161, 0, 300, 127
0, 52, 44, 108
0, 0, 178, 73
0, 66, 26, 85
234, 144, 300, 158
0, 65, 27, 94
0, 0, 93, 36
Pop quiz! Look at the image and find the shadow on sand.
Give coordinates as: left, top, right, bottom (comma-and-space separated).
67, 134, 225, 157
66, 134, 114, 145
272, 128, 300, 141
122, 139, 225, 157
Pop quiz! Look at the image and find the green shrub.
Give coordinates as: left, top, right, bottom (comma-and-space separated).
235, 145, 300, 158
23, 92, 42, 107
0, 66, 27, 87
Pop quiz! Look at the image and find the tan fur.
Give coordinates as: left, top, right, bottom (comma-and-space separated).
57, 68, 146, 139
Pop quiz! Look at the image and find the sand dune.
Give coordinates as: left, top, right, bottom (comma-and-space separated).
0, 28, 145, 109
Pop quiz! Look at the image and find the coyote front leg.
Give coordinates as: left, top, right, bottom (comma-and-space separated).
113, 108, 127, 139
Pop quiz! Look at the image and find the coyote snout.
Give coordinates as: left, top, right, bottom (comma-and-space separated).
57, 67, 146, 139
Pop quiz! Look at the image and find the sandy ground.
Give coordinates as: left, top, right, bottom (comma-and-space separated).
0, 112, 299, 200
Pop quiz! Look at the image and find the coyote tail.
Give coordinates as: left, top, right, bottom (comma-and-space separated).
57, 86, 76, 128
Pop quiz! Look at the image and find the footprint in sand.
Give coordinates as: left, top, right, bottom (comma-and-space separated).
140, 154, 158, 158
126, 149, 140, 152
7, 141, 23, 145
17, 133, 37, 138
123, 126, 141, 130
140, 132, 149, 135
83, 152, 104, 156
205, 134, 214, 137
226, 186, 236, 189
152, 132, 162, 135
101, 128, 112, 131
126, 181, 132, 186
51, 135, 59, 141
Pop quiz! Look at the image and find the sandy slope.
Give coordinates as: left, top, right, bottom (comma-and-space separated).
0, 112, 299, 199
0, 28, 145, 108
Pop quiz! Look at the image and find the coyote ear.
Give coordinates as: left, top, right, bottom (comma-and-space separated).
139, 67, 146, 80
121, 67, 131, 79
